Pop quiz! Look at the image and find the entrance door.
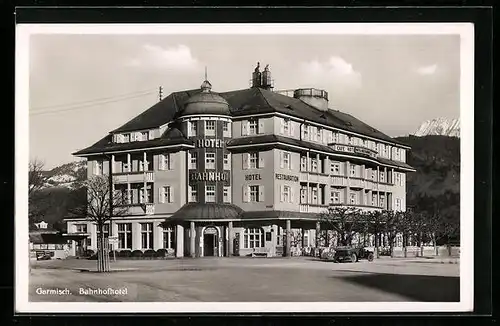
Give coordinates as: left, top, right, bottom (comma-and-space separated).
203, 234, 215, 257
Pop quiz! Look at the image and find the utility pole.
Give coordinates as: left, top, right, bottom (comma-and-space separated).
108, 154, 115, 262
158, 86, 163, 101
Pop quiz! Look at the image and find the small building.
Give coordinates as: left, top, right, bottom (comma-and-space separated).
29, 221, 87, 259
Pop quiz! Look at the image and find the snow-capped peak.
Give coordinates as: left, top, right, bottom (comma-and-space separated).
413, 117, 460, 137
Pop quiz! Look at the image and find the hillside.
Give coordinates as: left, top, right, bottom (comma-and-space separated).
395, 135, 460, 228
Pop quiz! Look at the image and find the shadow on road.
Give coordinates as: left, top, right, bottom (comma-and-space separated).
338, 273, 460, 302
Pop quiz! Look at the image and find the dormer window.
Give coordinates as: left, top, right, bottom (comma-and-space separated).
141, 131, 148, 141
123, 133, 130, 143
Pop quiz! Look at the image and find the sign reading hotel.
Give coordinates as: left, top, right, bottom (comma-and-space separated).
190, 171, 229, 182
245, 174, 262, 181
195, 139, 225, 148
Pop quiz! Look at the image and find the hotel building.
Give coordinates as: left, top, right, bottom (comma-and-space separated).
67, 63, 415, 258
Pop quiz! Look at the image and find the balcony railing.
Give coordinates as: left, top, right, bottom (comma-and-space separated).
113, 171, 155, 184
331, 176, 347, 187
349, 177, 365, 189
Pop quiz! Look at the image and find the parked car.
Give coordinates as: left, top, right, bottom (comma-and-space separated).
332, 246, 374, 263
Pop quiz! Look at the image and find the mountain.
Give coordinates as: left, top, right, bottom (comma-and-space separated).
395, 135, 460, 240
413, 117, 460, 137
41, 160, 87, 189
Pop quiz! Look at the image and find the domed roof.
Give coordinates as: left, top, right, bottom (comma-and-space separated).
180, 79, 230, 117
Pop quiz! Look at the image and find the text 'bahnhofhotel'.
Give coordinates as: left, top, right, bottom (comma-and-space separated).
66, 63, 415, 258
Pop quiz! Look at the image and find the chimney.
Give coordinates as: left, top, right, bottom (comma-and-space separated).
261, 64, 273, 90
251, 62, 262, 88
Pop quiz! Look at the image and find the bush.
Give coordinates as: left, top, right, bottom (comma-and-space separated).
131, 250, 143, 258
143, 249, 156, 258
118, 250, 132, 258
87, 254, 98, 260
109, 250, 119, 258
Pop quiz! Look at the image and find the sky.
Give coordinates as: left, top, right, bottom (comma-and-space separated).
28, 33, 461, 169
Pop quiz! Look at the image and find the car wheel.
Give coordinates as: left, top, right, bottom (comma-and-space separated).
351, 253, 357, 263
367, 253, 374, 262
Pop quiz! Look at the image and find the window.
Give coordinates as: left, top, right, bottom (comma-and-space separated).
223, 186, 231, 203
94, 161, 103, 176
243, 228, 264, 249
283, 152, 291, 169
117, 223, 132, 249
55, 244, 64, 250
303, 125, 309, 140
141, 131, 148, 141
380, 171, 385, 183
395, 173, 401, 186
300, 186, 307, 204
350, 164, 356, 177
249, 185, 260, 202
348, 137, 353, 145
190, 152, 197, 169
163, 227, 175, 249
372, 170, 377, 181
160, 154, 170, 170
141, 223, 154, 249
140, 188, 152, 203
312, 188, 318, 204
395, 198, 401, 211
283, 186, 291, 202
372, 194, 377, 206
190, 185, 198, 202
331, 162, 340, 175
380, 194, 386, 208
311, 159, 318, 173
349, 192, 357, 205
331, 191, 340, 204
123, 133, 130, 142
332, 132, 339, 143
283, 119, 290, 135
222, 122, 229, 132
317, 128, 322, 142
249, 152, 259, 169
96, 224, 109, 238
205, 120, 216, 136
223, 153, 230, 169
75, 224, 87, 233
206, 185, 216, 202
162, 186, 172, 203
139, 157, 149, 171
249, 119, 258, 135
190, 121, 197, 136
205, 152, 216, 169
300, 156, 307, 171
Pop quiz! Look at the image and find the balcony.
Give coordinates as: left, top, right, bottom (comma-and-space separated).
349, 177, 365, 189
119, 203, 155, 215
113, 171, 155, 184
331, 176, 347, 187
299, 204, 329, 214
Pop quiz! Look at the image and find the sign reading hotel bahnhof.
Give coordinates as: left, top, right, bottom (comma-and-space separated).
189, 138, 228, 182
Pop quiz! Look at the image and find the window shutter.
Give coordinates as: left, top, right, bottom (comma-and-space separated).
280, 152, 284, 169
289, 153, 294, 170
242, 186, 249, 202
159, 187, 165, 203
258, 120, 264, 134
290, 187, 294, 203
159, 155, 165, 170
280, 119, 285, 134
259, 186, 264, 202
169, 187, 174, 203
242, 153, 249, 170
92, 161, 97, 175
241, 121, 248, 136
290, 122, 294, 137
259, 154, 265, 168
169, 153, 174, 170
280, 185, 284, 202
149, 130, 155, 140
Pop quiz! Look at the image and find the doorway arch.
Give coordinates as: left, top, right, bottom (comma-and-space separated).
202, 225, 219, 257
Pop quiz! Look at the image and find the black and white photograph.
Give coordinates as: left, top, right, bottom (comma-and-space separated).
16, 22, 474, 313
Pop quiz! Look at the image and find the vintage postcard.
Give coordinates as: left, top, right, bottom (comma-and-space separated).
16, 22, 474, 313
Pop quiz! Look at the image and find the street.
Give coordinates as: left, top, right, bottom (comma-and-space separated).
29, 257, 460, 302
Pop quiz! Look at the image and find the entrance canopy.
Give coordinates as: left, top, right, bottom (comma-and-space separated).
161, 203, 243, 226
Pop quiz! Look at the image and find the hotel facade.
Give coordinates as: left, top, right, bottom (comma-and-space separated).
66, 64, 415, 258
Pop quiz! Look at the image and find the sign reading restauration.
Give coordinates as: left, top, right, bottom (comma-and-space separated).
195, 139, 224, 148
275, 173, 299, 182
190, 171, 229, 182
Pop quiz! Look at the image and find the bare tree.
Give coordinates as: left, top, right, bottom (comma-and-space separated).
28, 159, 50, 224
71, 175, 128, 272
366, 210, 386, 258
29, 159, 47, 196
318, 206, 366, 247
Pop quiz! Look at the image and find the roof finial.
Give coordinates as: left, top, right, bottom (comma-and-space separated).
255, 62, 260, 72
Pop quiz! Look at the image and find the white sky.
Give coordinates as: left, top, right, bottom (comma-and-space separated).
28, 33, 460, 169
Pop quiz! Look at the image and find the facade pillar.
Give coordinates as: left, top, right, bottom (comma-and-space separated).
143, 152, 147, 202
190, 221, 196, 258
286, 219, 292, 257
301, 228, 306, 247
175, 224, 184, 258
315, 221, 321, 248
227, 221, 233, 256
